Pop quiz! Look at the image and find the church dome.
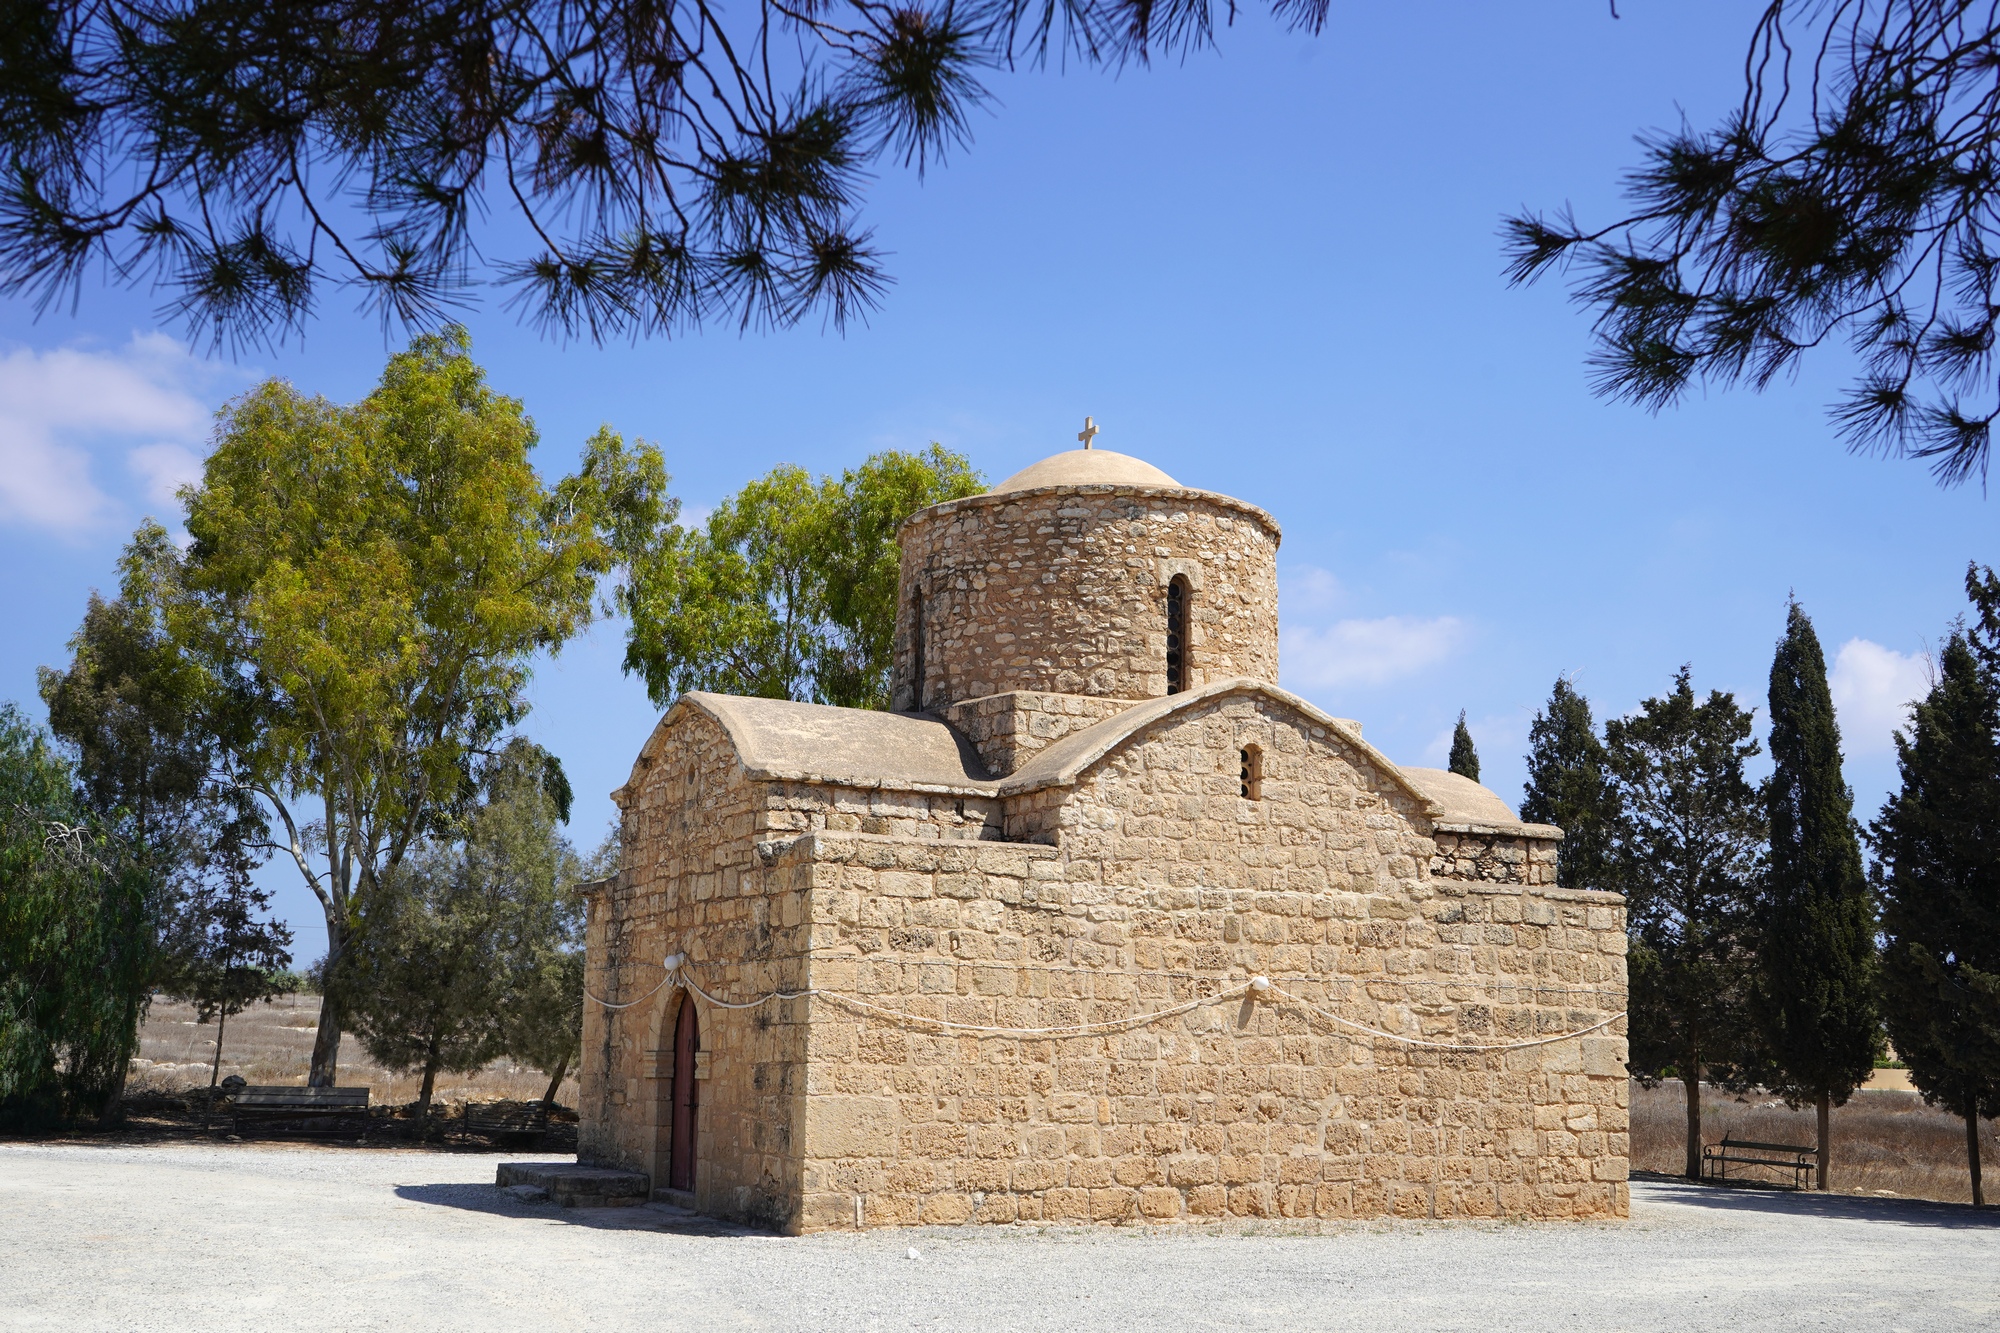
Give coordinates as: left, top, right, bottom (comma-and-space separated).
988, 448, 1182, 495
891, 431, 1281, 713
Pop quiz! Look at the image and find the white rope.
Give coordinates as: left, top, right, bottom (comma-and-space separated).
594, 960, 1628, 1051
1262, 982, 1627, 1052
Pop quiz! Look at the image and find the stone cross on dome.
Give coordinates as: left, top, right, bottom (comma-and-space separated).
1077, 416, 1099, 449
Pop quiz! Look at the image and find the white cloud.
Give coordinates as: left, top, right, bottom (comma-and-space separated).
1280, 615, 1464, 690
1279, 564, 1344, 616
128, 443, 206, 507
1829, 638, 1931, 757
0, 335, 216, 534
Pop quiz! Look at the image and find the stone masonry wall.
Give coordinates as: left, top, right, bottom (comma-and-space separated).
785, 693, 1628, 1230
893, 487, 1280, 711
582, 706, 815, 1230
944, 690, 1134, 777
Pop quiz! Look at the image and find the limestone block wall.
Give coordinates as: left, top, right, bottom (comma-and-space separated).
581, 707, 816, 1229
944, 690, 1134, 777
893, 487, 1280, 711
781, 693, 1627, 1230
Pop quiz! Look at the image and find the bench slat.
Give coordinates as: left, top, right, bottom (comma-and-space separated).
1717, 1138, 1816, 1155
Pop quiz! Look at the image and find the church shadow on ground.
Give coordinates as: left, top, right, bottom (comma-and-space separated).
1632, 1174, 2000, 1230
391, 1181, 773, 1237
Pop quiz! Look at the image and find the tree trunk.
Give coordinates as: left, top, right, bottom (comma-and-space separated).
1683, 1071, 1703, 1179
1816, 1091, 1831, 1191
540, 1052, 570, 1109
1969, 1097, 1986, 1209
417, 1033, 441, 1124
94, 991, 142, 1128
307, 938, 343, 1088
204, 1007, 229, 1131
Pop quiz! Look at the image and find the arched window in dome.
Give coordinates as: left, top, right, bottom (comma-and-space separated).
1166, 576, 1191, 694
907, 589, 926, 712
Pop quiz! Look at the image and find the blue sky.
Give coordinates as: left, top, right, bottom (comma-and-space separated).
2, 2, 1989, 961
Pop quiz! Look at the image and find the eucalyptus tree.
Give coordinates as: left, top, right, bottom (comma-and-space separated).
624, 444, 981, 709
172, 327, 672, 1084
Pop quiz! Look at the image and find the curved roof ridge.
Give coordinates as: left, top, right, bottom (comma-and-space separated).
619, 692, 999, 799
997, 678, 1438, 811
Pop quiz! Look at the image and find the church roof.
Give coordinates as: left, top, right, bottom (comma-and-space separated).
997, 678, 1436, 805
626, 683, 1556, 839
1399, 766, 1556, 837
987, 448, 1183, 495
675, 692, 995, 792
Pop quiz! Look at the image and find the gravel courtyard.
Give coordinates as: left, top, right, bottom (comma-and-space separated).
4, 1143, 1994, 1332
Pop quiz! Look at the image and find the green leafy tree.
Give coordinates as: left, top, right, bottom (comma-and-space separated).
171, 327, 672, 1085
1507, 2, 2000, 487
624, 445, 981, 709
499, 826, 614, 1107
1448, 711, 1480, 782
37, 527, 266, 1120
1609, 667, 1770, 1179
159, 836, 294, 1125
1520, 676, 1621, 891
1755, 601, 1879, 1189
343, 741, 583, 1118
1875, 590, 2000, 1207
0, 705, 153, 1127
0, 0, 1336, 347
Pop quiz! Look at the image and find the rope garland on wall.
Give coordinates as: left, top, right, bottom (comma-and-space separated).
585, 956, 1627, 1051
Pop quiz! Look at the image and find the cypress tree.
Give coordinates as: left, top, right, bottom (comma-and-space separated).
1874, 627, 2000, 1207
1755, 601, 1879, 1189
1449, 711, 1480, 782
1520, 676, 1621, 891
1609, 668, 1768, 1178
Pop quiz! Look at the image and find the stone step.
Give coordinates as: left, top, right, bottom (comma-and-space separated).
495, 1161, 649, 1208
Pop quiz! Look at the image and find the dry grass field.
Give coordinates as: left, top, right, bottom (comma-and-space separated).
128, 993, 578, 1109
1631, 1080, 2000, 1204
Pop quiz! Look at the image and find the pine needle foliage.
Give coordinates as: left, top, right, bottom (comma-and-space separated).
1874, 566, 2000, 1205
0, 0, 1336, 349
1519, 676, 1620, 892
1755, 600, 1879, 1188
1506, 2, 2000, 487
1448, 710, 1479, 782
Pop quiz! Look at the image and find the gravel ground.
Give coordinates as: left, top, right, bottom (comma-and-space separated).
3, 1143, 1995, 1332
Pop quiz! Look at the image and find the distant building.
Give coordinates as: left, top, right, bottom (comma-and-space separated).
579, 441, 1629, 1231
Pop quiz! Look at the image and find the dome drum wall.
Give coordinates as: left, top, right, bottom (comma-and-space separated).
892, 485, 1281, 713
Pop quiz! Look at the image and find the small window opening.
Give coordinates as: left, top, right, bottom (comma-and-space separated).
1240, 745, 1263, 801
908, 589, 926, 712
1166, 575, 1191, 694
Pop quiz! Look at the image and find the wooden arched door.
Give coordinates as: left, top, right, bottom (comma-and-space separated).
668, 996, 699, 1192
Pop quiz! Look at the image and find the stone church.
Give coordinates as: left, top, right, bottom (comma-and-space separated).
578, 437, 1630, 1232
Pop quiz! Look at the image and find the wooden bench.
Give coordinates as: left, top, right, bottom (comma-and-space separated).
1701, 1135, 1818, 1189
463, 1100, 551, 1143
229, 1086, 372, 1136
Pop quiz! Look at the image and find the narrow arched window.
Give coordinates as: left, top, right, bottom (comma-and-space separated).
1166, 575, 1191, 694
1240, 745, 1262, 801
908, 589, 926, 712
